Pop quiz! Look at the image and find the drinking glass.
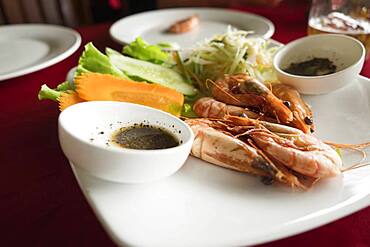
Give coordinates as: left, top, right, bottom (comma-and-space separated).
308, 0, 370, 58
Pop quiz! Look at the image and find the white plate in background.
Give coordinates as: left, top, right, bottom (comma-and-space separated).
0, 24, 81, 81
70, 75, 370, 246
110, 8, 274, 47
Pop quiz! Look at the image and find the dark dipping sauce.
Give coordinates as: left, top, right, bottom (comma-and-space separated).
112, 124, 179, 150
283, 58, 337, 76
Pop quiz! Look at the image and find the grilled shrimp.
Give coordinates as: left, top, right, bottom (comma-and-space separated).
185, 116, 342, 187
186, 119, 305, 187
225, 116, 342, 178
250, 130, 341, 177
187, 119, 272, 176
271, 84, 314, 133
212, 73, 293, 123
167, 15, 199, 33
193, 97, 276, 122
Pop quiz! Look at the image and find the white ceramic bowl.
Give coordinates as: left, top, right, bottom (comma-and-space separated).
273, 34, 365, 94
58, 101, 194, 183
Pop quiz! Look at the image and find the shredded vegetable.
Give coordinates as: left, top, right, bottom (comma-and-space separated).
184, 27, 279, 92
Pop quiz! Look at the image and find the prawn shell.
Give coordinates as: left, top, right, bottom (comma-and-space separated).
193, 97, 276, 122
211, 73, 293, 123
271, 83, 315, 133
186, 119, 308, 188
249, 131, 342, 178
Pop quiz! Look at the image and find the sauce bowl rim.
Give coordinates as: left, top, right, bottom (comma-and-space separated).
58, 101, 194, 155
273, 33, 366, 79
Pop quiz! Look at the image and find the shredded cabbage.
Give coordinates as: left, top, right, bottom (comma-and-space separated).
184, 27, 279, 88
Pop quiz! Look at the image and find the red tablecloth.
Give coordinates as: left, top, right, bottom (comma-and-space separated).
1, 4, 370, 247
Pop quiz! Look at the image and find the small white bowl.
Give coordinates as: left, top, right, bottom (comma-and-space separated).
273, 34, 365, 94
58, 101, 194, 183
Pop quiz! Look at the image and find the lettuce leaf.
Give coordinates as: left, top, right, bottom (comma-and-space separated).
122, 37, 169, 64
76, 42, 129, 79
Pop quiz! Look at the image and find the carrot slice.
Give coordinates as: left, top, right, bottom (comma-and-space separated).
75, 73, 184, 116
58, 91, 85, 111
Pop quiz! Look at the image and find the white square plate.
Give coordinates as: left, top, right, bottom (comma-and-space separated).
70, 76, 370, 246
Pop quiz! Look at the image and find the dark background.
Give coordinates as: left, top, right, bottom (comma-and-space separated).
0, 0, 305, 27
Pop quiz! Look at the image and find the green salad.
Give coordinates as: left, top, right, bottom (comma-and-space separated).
38, 29, 278, 117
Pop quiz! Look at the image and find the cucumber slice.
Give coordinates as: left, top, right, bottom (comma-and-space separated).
106, 48, 197, 96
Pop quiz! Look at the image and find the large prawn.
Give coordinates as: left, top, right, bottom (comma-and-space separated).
195, 80, 314, 133
186, 118, 307, 188
211, 73, 293, 124
185, 116, 342, 188
225, 116, 341, 178
193, 97, 277, 123
271, 84, 315, 133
